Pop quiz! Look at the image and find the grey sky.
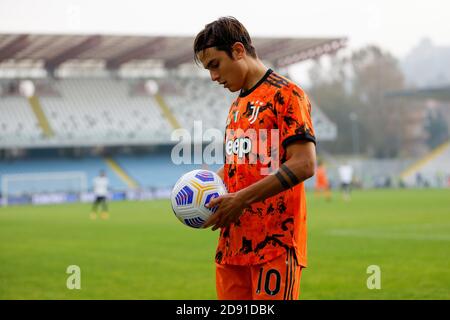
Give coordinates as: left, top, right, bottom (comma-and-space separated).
0, 0, 449, 85
1, 0, 449, 58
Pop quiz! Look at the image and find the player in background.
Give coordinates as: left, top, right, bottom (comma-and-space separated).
194, 17, 316, 300
338, 162, 353, 201
90, 170, 109, 220
315, 159, 331, 201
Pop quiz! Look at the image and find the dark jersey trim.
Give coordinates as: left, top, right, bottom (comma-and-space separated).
282, 133, 316, 150
264, 79, 282, 89
268, 73, 289, 87
239, 69, 273, 97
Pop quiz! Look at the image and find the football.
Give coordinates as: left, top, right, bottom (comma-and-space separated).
171, 169, 227, 228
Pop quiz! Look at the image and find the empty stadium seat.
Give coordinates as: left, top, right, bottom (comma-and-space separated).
40, 78, 172, 143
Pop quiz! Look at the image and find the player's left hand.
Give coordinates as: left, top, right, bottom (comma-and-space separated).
203, 192, 248, 231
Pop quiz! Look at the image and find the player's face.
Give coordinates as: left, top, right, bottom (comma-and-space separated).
198, 47, 246, 92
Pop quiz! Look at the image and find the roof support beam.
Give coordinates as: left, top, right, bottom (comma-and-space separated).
265, 38, 324, 62
275, 38, 347, 67
165, 39, 294, 69
256, 39, 292, 58
0, 35, 29, 62
106, 37, 166, 69
165, 50, 194, 69
45, 35, 102, 70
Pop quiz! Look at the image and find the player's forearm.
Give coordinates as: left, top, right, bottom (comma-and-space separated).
237, 157, 315, 206
237, 173, 286, 207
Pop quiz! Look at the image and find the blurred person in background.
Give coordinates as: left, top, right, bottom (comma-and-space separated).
315, 159, 331, 201
338, 162, 353, 201
90, 170, 109, 220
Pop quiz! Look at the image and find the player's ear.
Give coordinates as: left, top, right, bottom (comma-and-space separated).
231, 42, 245, 60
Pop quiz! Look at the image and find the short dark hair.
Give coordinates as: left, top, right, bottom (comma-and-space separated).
194, 16, 257, 64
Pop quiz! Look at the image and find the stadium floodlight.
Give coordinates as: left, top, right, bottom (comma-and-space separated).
1, 171, 88, 207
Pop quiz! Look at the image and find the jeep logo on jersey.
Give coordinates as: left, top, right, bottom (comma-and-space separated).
225, 137, 252, 159
248, 101, 263, 124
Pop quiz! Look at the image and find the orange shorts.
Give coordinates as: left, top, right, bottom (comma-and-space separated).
216, 248, 303, 300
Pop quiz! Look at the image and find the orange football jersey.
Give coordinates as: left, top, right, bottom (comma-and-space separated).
315, 165, 329, 189
218, 69, 316, 266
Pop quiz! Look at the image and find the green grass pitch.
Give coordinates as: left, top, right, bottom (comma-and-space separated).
0, 189, 449, 299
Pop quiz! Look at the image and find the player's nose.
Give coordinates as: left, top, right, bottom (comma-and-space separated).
210, 70, 220, 82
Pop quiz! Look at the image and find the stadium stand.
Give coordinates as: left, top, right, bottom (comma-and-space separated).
401, 140, 450, 187
1, 76, 336, 145
40, 78, 172, 143
163, 77, 235, 131
309, 157, 417, 189
0, 83, 43, 145
0, 156, 126, 195
0, 34, 347, 204
310, 99, 337, 141
114, 153, 221, 188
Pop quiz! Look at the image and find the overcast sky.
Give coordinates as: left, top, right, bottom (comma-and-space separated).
0, 0, 449, 84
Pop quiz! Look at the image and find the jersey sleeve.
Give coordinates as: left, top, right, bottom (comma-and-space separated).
278, 86, 316, 150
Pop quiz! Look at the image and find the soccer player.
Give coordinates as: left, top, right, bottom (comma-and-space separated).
194, 17, 316, 300
315, 159, 331, 201
90, 170, 109, 220
338, 162, 353, 201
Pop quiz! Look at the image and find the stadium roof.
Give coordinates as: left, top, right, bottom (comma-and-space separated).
385, 86, 450, 102
0, 34, 347, 71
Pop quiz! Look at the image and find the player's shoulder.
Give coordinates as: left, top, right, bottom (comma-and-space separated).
265, 70, 290, 89
265, 71, 308, 108
268, 71, 306, 97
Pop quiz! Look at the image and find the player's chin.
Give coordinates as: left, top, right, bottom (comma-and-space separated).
227, 86, 239, 93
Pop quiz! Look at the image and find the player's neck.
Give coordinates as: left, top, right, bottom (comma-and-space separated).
242, 59, 269, 91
